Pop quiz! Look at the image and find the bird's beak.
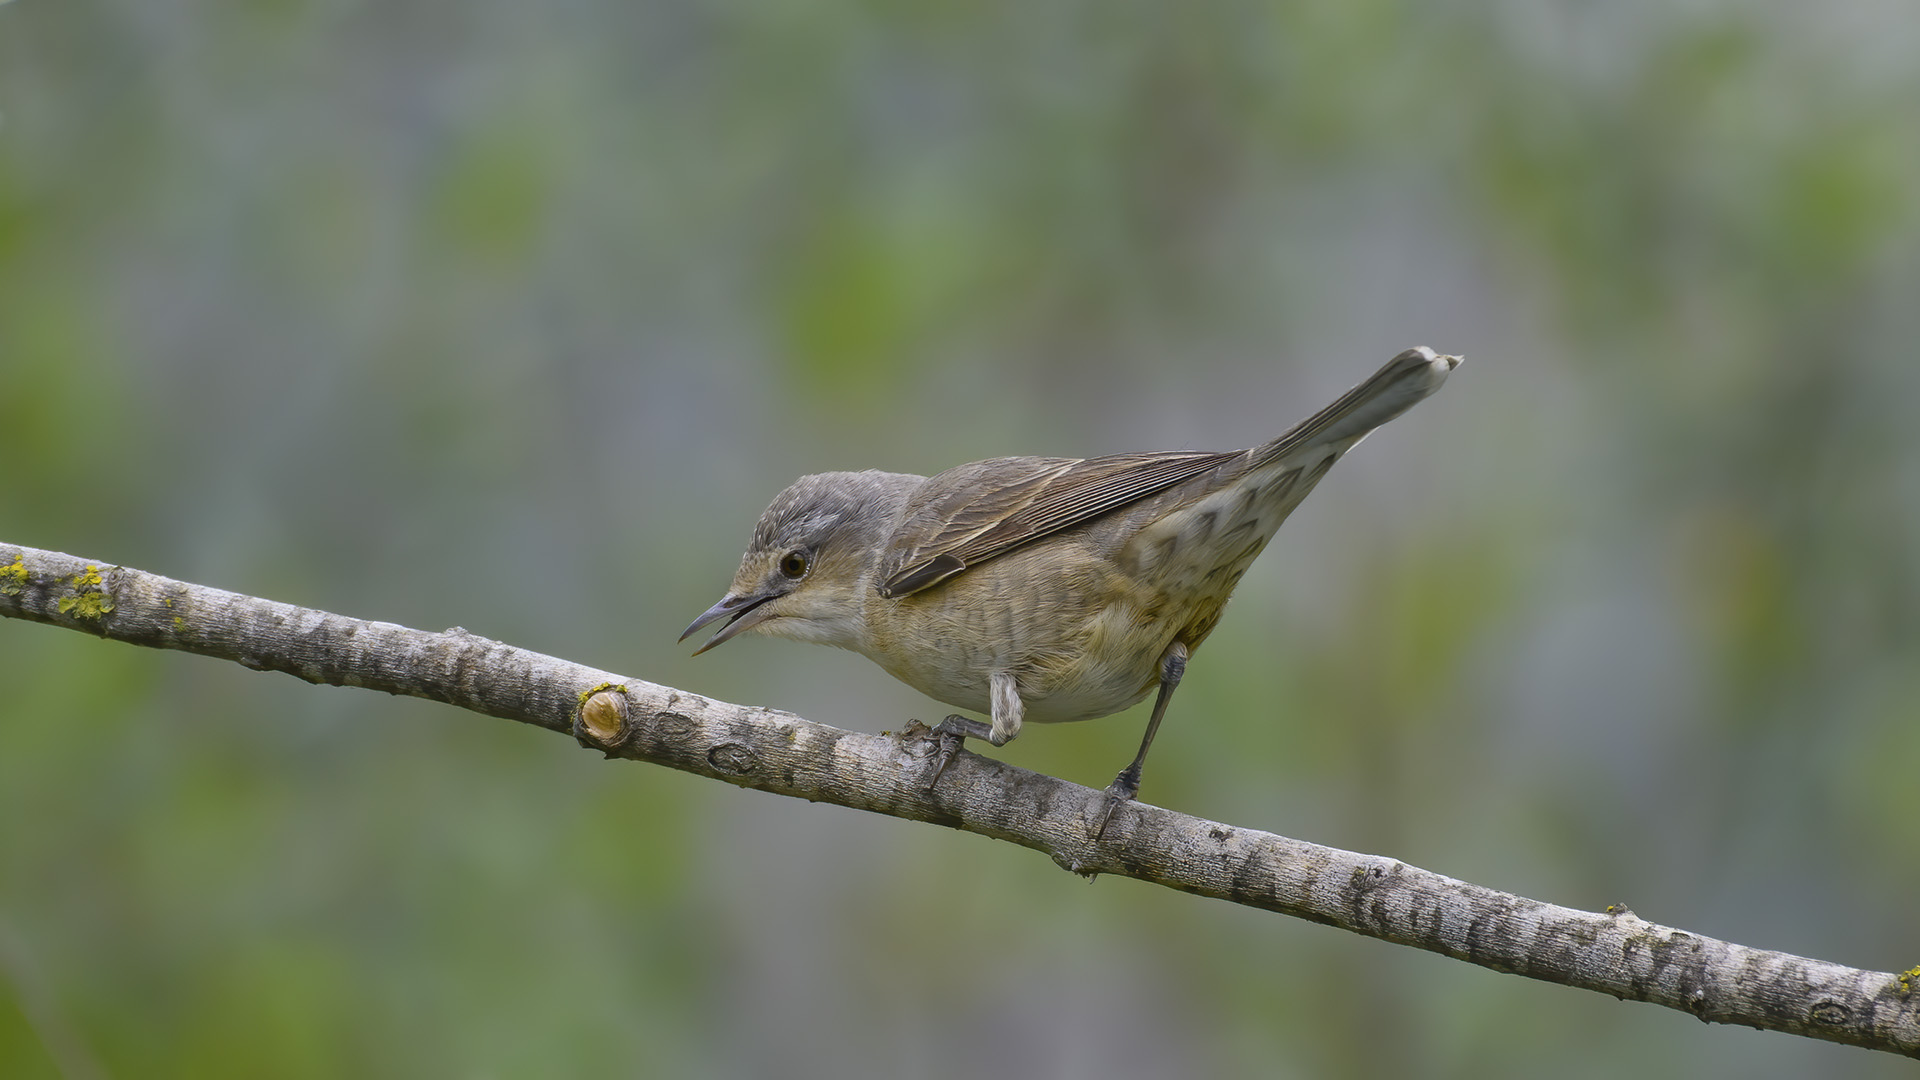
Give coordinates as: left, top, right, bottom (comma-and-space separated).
680, 591, 779, 655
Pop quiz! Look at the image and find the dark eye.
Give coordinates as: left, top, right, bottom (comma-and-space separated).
778, 550, 809, 579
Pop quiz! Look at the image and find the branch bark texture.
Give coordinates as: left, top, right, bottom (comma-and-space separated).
3, 542, 1915, 1058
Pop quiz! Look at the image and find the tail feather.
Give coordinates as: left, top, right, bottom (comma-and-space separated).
1252, 346, 1459, 468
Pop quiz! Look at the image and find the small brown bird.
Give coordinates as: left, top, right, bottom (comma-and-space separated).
683, 347, 1459, 833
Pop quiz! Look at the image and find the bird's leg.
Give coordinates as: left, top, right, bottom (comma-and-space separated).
1094, 641, 1189, 839
924, 672, 1023, 788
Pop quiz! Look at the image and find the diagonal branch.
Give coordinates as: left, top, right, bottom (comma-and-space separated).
3, 541, 1916, 1057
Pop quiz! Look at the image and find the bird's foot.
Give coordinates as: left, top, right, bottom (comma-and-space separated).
924, 714, 993, 789
1092, 765, 1142, 841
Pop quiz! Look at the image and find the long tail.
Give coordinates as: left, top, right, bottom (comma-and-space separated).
1252, 346, 1460, 468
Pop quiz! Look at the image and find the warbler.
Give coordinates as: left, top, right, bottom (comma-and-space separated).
683, 346, 1459, 834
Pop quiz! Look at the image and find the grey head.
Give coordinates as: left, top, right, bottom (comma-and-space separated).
681, 469, 923, 654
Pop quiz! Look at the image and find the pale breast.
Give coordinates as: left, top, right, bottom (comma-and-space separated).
857, 540, 1166, 724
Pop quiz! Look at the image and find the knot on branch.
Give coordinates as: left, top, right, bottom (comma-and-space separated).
575, 685, 635, 754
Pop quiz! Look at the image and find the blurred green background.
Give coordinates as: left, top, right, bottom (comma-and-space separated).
4, 1, 1918, 1076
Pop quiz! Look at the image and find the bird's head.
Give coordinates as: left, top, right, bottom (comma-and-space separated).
681, 470, 920, 655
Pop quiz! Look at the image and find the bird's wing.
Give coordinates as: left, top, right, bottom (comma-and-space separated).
877, 449, 1235, 598
878, 348, 1458, 599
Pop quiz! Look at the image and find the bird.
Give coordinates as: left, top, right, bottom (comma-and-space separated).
682, 346, 1459, 835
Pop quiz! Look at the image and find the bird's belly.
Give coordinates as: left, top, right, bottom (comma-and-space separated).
871, 632, 1160, 725
1016, 647, 1162, 723
859, 546, 1170, 724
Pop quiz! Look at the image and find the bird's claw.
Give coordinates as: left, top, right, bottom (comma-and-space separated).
922, 714, 992, 790
926, 732, 964, 789
1091, 767, 1141, 841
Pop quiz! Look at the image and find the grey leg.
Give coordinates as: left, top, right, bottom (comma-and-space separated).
1094, 641, 1189, 839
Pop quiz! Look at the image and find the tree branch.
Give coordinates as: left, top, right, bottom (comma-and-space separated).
3, 541, 1915, 1057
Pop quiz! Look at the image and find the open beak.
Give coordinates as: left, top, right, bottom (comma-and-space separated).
679, 592, 779, 655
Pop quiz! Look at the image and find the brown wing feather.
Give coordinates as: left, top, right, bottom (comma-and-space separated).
878, 449, 1234, 597
878, 348, 1457, 599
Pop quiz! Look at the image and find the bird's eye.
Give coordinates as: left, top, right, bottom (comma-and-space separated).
778, 551, 809, 579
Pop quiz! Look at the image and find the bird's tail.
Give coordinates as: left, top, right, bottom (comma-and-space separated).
1253, 346, 1460, 467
